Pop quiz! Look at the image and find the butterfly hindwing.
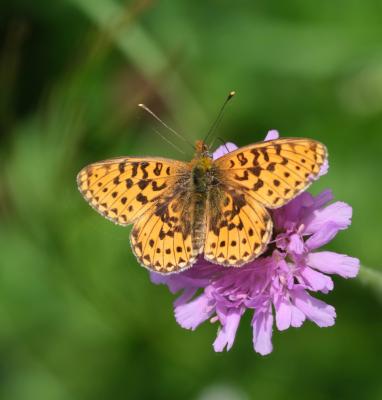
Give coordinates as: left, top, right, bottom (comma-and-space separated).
77, 157, 186, 225
215, 138, 327, 208
204, 188, 272, 266
130, 190, 199, 273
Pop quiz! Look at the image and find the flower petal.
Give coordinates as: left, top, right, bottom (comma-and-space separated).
175, 294, 215, 330
264, 130, 279, 141
307, 252, 360, 278
275, 296, 292, 331
290, 304, 306, 327
275, 190, 333, 229
318, 158, 329, 177
305, 222, 341, 250
273, 192, 314, 229
213, 142, 238, 159
291, 289, 336, 327
252, 304, 274, 355
150, 272, 192, 294
288, 233, 305, 255
310, 189, 333, 210
213, 308, 242, 352
174, 287, 198, 307
303, 201, 352, 235
150, 271, 169, 285
299, 266, 334, 293
150, 264, 213, 294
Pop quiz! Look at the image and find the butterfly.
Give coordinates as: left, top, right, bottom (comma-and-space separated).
77, 136, 327, 274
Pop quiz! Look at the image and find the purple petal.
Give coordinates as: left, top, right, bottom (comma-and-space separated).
303, 201, 352, 235
291, 289, 336, 327
252, 304, 274, 355
213, 308, 242, 352
264, 130, 280, 141
310, 189, 333, 210
150, 262, 214, 294
175, 294, 215, 330
275, 296, 292, 331
288, 233, 305, 255
305, 222, 341, 250
276, 190, 333, 229
150, 272, 192, 294
273, 192, 314, 228
213, 142, 238, 159
174, 287, 198, 307
184, 260, 223, 281
318, 158, 329, 177
150, 271, 169, 285
290, 304, 306, 327
307, 252, 360, 278
299, 266, 334, 293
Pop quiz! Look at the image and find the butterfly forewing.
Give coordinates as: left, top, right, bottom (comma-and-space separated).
77, 157, 186, 225
214, 138, 327, 209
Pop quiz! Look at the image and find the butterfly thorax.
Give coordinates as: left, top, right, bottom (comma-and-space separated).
190, 153, 218, 196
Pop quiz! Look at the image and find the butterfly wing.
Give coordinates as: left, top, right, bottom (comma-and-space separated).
204, 138, 327, 266
214, 138, 327, 208
130, 187, 199, 274
204, 188, 272, 266
77, 157, 187, 225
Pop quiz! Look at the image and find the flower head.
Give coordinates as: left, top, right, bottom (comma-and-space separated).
151, 131, 359, 355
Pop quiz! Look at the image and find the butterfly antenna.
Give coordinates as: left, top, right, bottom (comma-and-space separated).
211, 136, 231, 154
203, 90, 236, 145
152, 128, 186, 155
138, 103, 194, 149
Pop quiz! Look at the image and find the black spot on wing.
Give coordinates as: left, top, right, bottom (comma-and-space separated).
253, 179, 264, 191
236, 152, 248, 166
131, 162, 139, 177
154, 162, 163, 176
136, 193, 148, 204
234, 171, 249, 181
249, 166, 261, 176
260, 148, 269, 162
140, 161, 149, 178
152, 181, 167, 191
138, 179, 151, 190
118, 163, 125, 173
267, 162, 276, 172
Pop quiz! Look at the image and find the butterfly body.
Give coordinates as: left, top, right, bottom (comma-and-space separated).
184, 142, 232, 260
77, 137, 327, 274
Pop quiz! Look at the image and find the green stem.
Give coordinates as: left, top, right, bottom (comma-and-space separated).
358, 265, 382, 303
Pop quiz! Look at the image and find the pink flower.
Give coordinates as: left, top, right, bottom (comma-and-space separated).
150, 131, 359, 355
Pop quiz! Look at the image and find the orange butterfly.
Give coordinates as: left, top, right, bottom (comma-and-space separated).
77, 136, 327, 274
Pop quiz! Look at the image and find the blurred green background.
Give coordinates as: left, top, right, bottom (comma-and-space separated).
1, 1, 381, 399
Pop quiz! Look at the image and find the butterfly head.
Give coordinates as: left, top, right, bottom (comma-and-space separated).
194, 140, 210, 158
